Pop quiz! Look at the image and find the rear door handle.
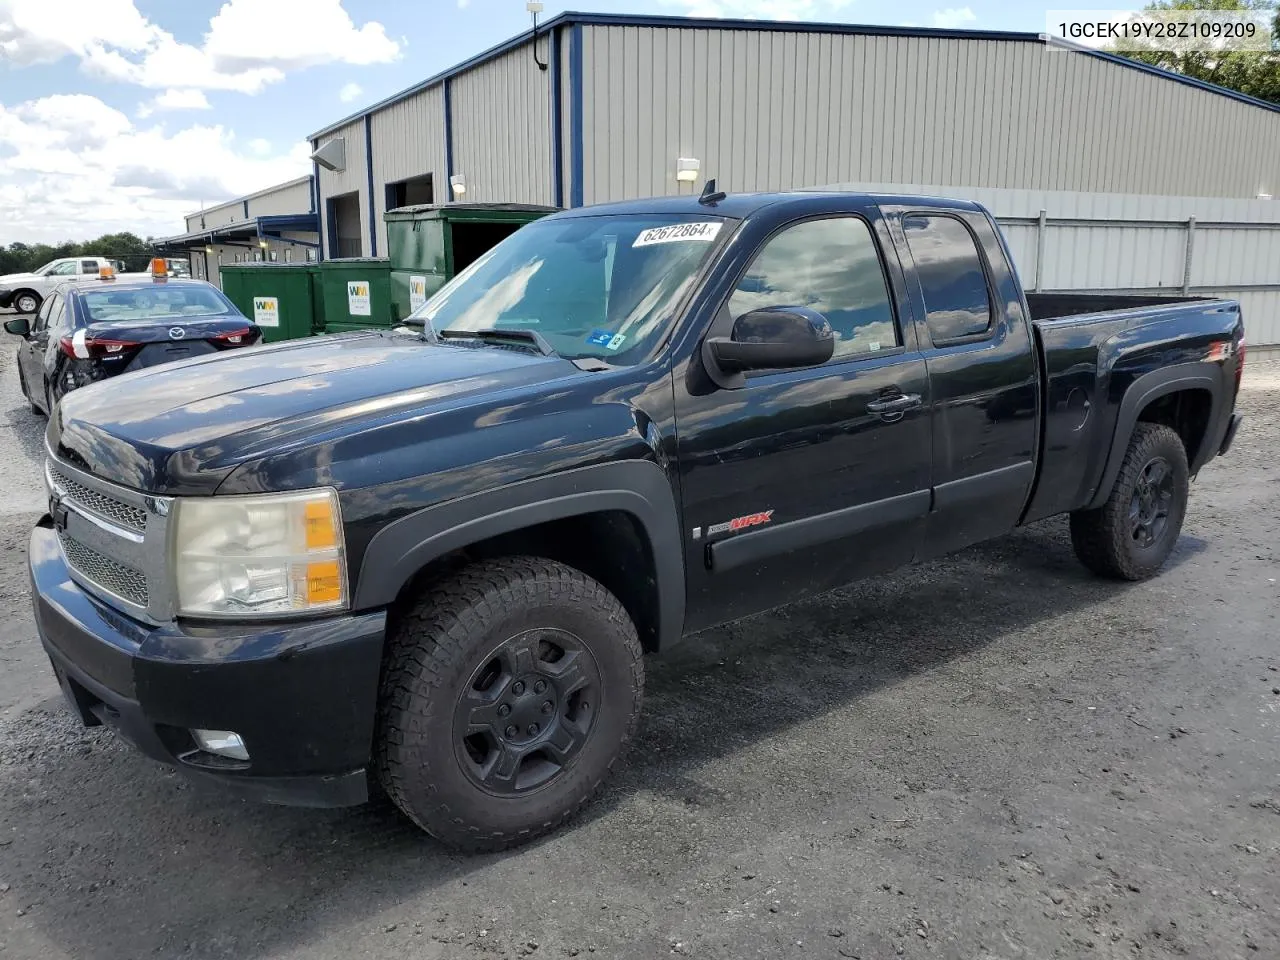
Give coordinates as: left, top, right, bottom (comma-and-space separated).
866, 393, 923, 415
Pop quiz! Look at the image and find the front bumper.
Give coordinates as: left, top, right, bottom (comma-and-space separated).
30, 522, 387, 808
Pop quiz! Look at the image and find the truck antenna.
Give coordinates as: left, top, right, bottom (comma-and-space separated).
699, 179, 726, 206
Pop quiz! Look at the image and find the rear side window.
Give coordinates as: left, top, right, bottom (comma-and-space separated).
81, 260, 100, 274
903, 215, 993, 344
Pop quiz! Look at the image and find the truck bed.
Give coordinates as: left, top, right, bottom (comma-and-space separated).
1026, 291, 1212, 321
1022, 294, 1242, 525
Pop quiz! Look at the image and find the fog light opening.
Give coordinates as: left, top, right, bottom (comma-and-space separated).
191, 729, 249, 761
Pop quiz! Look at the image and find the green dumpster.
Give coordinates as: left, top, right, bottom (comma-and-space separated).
384, 203, 557, 319
219, 262, 323, 343
318, 258, 395, 331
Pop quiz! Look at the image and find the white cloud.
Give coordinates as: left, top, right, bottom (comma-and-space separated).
458, 0, 471, 8
932, 7, 976, 29
662, 0, 854, 19
138, 88, 212, 117
204, 0, 401, 71
338, 81, 363, 103
0, 93, 310, 243
0, 0, 401, 94
248, 138, 272, 156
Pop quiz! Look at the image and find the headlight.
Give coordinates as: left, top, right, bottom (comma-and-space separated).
172, 488, 347, 618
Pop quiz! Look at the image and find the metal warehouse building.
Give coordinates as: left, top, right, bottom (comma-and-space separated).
308, 10, 1280, 350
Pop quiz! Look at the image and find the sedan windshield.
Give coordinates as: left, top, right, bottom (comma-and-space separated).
79, 286, 235, 323
409, 214, 729, 364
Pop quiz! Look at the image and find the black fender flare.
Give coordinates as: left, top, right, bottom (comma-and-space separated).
352, 460, 686, 648
1086, 361, 1224, 510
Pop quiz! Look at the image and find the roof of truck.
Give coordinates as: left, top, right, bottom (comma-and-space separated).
550, 191, 986, 220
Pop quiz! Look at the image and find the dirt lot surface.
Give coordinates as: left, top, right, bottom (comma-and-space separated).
0, 338, 1276, 960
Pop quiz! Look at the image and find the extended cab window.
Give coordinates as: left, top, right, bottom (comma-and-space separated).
902, 214, 993, 344
729, 217, 899, 360
81, 260, 100, 274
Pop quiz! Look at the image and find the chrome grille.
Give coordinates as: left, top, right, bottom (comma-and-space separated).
49, 466, 147, 533
58, 531, 149, 607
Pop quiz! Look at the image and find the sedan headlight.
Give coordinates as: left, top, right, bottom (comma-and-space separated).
172, 488, 347, 618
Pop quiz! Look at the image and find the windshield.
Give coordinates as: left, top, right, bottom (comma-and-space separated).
32, 261, 56, 276
79, 286, 235, 323
409, 214, 729, 364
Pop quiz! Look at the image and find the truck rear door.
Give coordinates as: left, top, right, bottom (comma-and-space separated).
883, 204, 1039, 558
675, 199, 933, 632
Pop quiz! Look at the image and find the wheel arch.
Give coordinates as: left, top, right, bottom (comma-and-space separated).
353, 460, 685, 651
1087, 361, 1224, 510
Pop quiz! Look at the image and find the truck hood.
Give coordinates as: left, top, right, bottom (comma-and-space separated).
0, 271, 41, 286
50, 331, 583, 494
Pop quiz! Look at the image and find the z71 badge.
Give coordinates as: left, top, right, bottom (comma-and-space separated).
703, 510, 774, 539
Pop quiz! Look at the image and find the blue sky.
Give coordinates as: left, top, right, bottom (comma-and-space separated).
0, 0, 1079, 243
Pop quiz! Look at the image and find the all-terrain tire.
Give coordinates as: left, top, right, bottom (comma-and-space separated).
1069, 423, 1189, 580
375, 556, 644, 851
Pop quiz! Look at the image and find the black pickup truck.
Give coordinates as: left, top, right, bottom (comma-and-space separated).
30, 190, 1244, 850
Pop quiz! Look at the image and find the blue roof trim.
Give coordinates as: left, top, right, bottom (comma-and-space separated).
308, 9, 1280, 138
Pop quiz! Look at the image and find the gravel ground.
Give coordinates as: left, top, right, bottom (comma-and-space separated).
0, 336, 1276, 960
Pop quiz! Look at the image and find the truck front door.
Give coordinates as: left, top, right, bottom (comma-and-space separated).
674, 205, 933, 632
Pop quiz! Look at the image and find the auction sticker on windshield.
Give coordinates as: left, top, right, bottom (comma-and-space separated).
253, 296, 280, 327
633, 222, 722, 247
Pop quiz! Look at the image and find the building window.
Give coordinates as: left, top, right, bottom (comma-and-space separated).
284, 248, 292, 263
306, 248, 317, 262
385, 174, 433, 212
269, 250, 278, 262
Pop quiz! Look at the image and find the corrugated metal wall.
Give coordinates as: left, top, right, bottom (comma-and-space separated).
248, 178, 313, 217
451, 41, 555, 207
184, 178, 313, 232
578, 25, 1280, 205
316, 119, 368, 256
370, 86, 448, 257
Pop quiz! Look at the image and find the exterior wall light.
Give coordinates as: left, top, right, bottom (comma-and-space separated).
450, 174, 468, 197
676, 158, 700, 183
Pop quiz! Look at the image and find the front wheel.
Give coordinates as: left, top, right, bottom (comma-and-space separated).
376, 557, 644, 850
1069, 423, 1189, 580
12, 290, 40, 315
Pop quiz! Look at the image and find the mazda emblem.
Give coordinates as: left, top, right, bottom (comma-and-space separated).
168, 327, 186, 340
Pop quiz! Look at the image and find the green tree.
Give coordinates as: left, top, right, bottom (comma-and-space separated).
0, 232, 154, 274
1111, 0, 1280, 106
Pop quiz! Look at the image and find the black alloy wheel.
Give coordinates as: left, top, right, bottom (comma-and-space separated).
454, 628, 601, 796
1128, 456, 1174, 549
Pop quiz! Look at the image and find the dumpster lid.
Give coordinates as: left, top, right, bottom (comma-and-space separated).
384, 202, 560, 222
320, 257, 393, 265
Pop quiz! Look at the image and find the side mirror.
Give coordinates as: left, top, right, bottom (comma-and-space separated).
4, 317, 30, 338
707, 306, 835, 375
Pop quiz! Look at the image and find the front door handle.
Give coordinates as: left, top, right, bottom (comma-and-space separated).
866, 393, 923, 415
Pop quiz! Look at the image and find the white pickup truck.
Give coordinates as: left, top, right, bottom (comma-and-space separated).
0, 257, 191, 314
0, 257, 117, 315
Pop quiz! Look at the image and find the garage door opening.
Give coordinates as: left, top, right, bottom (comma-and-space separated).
452, 221, 526, 272
386, 174, 433, 211
327, 191, 363, 258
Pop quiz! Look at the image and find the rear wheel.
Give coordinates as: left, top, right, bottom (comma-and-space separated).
376, 557, 644, 851
1069, 423, 1189, 580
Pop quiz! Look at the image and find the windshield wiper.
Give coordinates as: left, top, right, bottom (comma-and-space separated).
437, 327, 556, 357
